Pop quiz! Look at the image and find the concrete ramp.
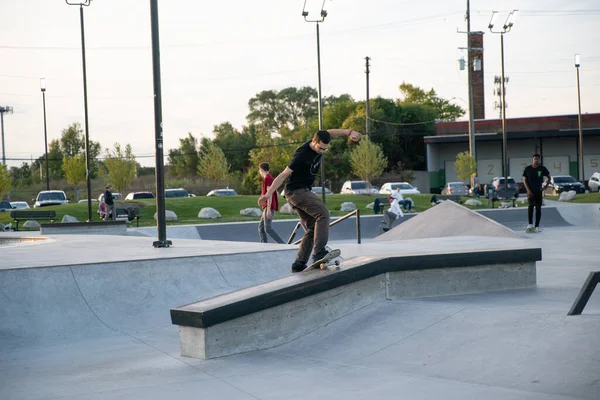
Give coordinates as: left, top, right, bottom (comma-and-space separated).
375, 200, 521, 241
555, 203, 600, 228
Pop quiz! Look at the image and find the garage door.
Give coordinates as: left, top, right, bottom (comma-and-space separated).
509, 157, 530, 182
543, 156, 570, 177
477, 158, 502, 184
444, 160, 460, 183
584, 154, 600, 179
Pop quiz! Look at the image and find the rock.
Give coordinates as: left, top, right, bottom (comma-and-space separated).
240, 208, 262, 217
0, 223, 5, 231
23, 220, 41, 230
62, 215, 79, 223
340, 202, 356, 212
558, 190, 576, 202
280, 203, 295, 214
465, 199, 482, 206
198, 207, 221, 219
155, 210, 178, 221
366, 202, 375, 209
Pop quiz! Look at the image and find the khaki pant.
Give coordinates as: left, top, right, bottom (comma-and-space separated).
284, 188, 330, 263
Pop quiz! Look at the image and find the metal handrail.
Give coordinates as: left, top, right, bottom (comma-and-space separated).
286, 209, 361, 245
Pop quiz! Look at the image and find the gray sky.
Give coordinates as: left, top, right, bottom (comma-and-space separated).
1, 0, 599, 167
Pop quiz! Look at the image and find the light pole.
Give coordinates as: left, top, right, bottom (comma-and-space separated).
0, 105, 13, 165
575, 54, 584, 185
66, 0, 93, 221
302, 0, 327, 204
40, 78, 50, 190
489, 9, 518, 192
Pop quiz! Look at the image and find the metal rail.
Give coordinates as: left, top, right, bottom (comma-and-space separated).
286, 209, 361, 245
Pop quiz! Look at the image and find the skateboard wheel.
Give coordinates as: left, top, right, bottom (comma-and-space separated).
320, 263, 325, 269
334, 260, 340, 266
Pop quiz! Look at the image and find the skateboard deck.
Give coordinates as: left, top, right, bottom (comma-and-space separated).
303, 248, 342, 272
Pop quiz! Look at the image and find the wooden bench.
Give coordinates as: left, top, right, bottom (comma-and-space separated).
115, 207, 140, 227
10, 210, 56, 231
489, 190, 518, 208
373, 198, 390, 214
431, 194, 462, 204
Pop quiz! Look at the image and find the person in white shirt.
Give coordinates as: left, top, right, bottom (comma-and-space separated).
381, 195, 404, 232
391, 187, 412, 211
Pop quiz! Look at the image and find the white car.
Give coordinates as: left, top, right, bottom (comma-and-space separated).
10, 201, 30, 210
379, 182, 421, 195
33, 190, 69, 208
98, 192, 121, 202
587, 172, 600, 192
206, 189, 238, 197
340, 181, 378, 195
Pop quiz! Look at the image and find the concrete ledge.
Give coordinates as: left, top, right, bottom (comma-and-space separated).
171, 247, 541, 359
41, 221, 127, 235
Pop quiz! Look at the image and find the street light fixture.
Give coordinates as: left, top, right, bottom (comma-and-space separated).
302, 0, 328, 203
489, 9, 518, 192
575, 54, 584, 185
65, 0, 93, 221
40, 78, 50, 190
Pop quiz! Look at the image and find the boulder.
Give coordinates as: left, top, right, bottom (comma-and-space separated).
465, 199, 482, 206
240, 208, 262, 217
155, 210, 178, 221
280, 203, 295, 214
62, 215, 79, 223
198, 207, 221, 219
340, 202, 356, 212
366, 202, 375, 210
23, 220, 41, 230
558, 190, 576, 202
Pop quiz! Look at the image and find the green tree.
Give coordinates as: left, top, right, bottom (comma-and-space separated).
398, 82, 464, 121
454, 151, 477, 182
62, 154, 86, 201
102, 143, 137, 195
0, 164, 13, 200
349, 140, 388, 187
197, 141, 230, 183
168, 132, 199, 179
212, 122, 256, 173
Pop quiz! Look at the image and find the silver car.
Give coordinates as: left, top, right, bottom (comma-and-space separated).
441, 182, 469, 196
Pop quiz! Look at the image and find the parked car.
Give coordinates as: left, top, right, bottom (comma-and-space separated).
97, 193, 121, 202
378, 182, 421, 195
441, 182, 469, 196
33, 190, 69, 208
125, 191, 155, 200
10, 201, 30, 210
587, 172, 600, 192
165, 188, 190, 198
311, 186, 333, 195
546, 175, 586, 195
490, 176, 517, 192
206, 189, 238, 197
0, 200, 13, 211
340, 180, 378, 195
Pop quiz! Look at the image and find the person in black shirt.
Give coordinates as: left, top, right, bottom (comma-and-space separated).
104, 184, 115, 221
522, 154, 551, 232
258, 129, 362, 272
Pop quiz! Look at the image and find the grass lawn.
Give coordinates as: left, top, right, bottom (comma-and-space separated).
3, 192, 597, 229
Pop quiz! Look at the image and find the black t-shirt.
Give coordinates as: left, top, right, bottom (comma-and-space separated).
104, 190, 114, 205
285, 141, 322, 192
522, 165, 550, 191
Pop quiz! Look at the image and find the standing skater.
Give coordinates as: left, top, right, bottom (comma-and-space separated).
258, 129, 362, 272
258, 162, 285, 244
522, 154, 551, 232
381, 194, 404, 232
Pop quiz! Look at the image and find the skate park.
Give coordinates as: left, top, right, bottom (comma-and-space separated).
0, 200, 599, 400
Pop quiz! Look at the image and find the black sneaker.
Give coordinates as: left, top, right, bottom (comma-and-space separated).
312, 249, 329, 263
291, 261, 307, 273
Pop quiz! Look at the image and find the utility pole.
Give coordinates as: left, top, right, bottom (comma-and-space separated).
365, 56, 371, 139
0, 105, 13, 165
466, 0, 476, 172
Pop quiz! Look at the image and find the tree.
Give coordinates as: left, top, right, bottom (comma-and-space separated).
62, 154, 86, 201
0, 164, 13, 201
102, 143, 137, 195
454, 151, 477, 182
168, 133, 199, 179
197, 141, 230, 183
212, 122, 256, 173
398, 82, 465, 121
349, 140, 388, 187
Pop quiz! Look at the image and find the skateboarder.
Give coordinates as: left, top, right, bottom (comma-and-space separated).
522, 154, 551, 232
258, 162, 285, 244
258, 129, 362, 272
381, 194, 404, 232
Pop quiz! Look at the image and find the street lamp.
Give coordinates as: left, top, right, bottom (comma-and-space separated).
0, 105, 13, 165
40, 78, 50, 190
489, 9, 518, 192
302, 0, 328, 203
575, 54, 584, 185
65, 0, 93, 221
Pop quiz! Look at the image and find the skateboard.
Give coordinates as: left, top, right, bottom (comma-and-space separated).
303, 248, 342, 272
525, 227, 538, 233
